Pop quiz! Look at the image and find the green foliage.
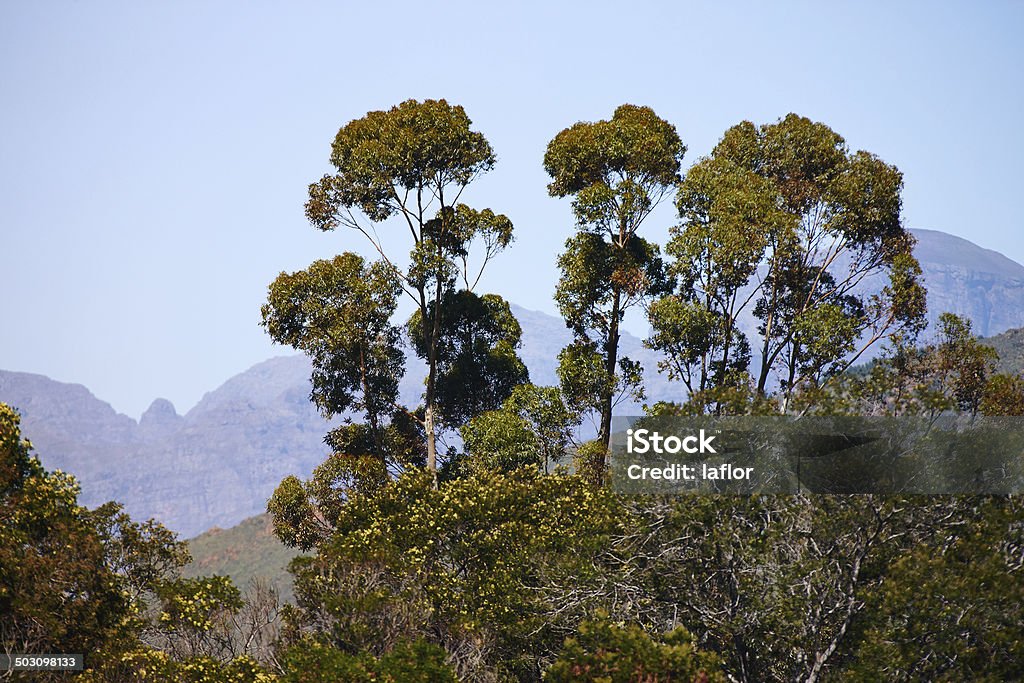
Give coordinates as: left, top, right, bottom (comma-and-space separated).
646, 294, 752, 396
555, 232, 669, 340
262, 252, 404, 457
573, 439, 609, 488
556, 339, 614, 415
503, 383, 580, 468
157, 575, 243, 638
268, 451, 1024, 682
408, 290, 529, 428
647, 151, 784, 407
606, 495, 1024, 682
80, 649, 275, 683
138, 574, 281, 679
546, 104, 683, 464
302, 98, 516, 477
845, 497, 1024, 681
461, 409, 538, 473
650, 113, 927, 412
132, 568, 280, 678
545, 616, 725, 683
544, 103, 685, 203
1, 403, 277, 681
307, 99, 496, 227
268, 454, 387, 551
280, 638, 456, 683
0, 403, 133, 660
91, 502, 190, 603
981, 373, 1024, 416
461, 383, 579, 474
807, 313, 1000, 417
934, 312, 999, 414
280, 468, 622, 680
646, 383, 778, 418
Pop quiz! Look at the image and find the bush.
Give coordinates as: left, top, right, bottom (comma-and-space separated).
545, 616, 726, 683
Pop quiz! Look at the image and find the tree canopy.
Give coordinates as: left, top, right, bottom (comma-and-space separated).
303, 98, 517, 483
648, 114, 927, 414
262, 253, 404, 454
546, 104, 684, 479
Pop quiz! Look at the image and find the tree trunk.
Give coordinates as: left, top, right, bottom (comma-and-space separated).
423, 280, 444, 489
757, 332, 772, 396
424, 402, 437, 487
599, 286, 622, 476
719, 314, 733, 414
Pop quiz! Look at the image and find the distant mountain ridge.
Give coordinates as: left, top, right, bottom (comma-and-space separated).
911, 229, 1024, 337
2, 228, 1023, 537
0, 360, 332, 537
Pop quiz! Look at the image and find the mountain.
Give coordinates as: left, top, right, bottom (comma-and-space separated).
2, 229, 1023, 537
911, 229, 1024, 337
0, 319, 660, 537
0, 358, 334, 538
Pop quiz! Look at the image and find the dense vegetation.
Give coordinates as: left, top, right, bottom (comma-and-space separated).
183, 515, 299, 603
4, 99, 1023, 681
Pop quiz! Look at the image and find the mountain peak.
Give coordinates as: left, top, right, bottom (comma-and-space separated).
140, 398, 180, 427
911, 229, 1024, 280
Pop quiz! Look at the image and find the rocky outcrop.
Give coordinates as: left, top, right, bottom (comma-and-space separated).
0, 361, 336, 538
139, 398, 182, 438
911, 229, 1024, 337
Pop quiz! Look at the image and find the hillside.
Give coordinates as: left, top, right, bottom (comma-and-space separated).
184, 513, 299, 602
983, 326, 1024, 376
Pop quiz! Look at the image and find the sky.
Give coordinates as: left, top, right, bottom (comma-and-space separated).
2, 1, 1022, 419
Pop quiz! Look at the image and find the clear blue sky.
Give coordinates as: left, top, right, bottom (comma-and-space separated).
2, 1, 1022, 418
